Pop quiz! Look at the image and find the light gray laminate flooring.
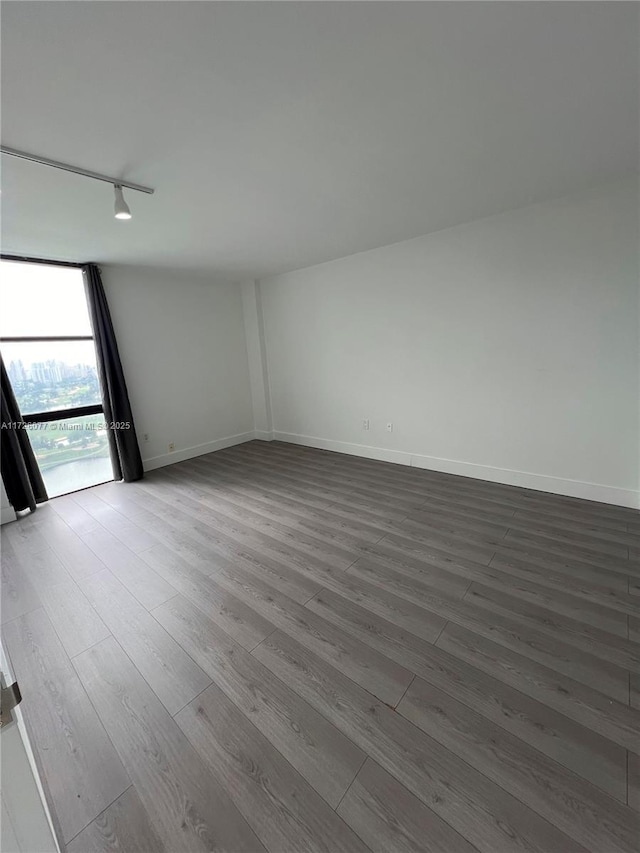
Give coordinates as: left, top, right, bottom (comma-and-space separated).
2, 441, 639, 852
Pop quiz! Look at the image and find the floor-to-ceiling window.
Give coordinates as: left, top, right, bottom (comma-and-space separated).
0, 259, 114, 497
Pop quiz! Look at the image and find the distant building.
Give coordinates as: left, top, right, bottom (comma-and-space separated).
7, 357, 98, 386
7, 359, 27, 383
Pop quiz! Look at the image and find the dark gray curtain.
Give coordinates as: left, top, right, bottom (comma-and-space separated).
83, 264, 143, 482
1, 356, 48, 512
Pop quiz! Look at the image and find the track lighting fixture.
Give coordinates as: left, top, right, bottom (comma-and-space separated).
0, 146, 154, 220
113, 184, 132, 220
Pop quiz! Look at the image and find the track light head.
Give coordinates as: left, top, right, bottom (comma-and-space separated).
114, 184, 132, 220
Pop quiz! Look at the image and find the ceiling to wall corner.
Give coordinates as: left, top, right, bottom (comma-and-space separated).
1, 2, 637, 278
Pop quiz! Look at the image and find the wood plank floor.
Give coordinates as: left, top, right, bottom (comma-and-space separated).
2, 440, 639, 852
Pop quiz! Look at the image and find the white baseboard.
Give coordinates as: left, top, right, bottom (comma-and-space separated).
272, 431, 640, 509
253, 430, 274, 442
142, 431, 256, 472
1, 505, 17, 525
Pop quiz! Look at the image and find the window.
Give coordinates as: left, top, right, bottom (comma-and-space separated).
0, 259, 114, 497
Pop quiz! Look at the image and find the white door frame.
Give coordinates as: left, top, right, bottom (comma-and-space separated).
1, 642, 60, 853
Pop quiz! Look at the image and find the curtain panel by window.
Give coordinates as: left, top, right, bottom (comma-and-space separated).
1, 355, 48, 512
83, 264, 144, 482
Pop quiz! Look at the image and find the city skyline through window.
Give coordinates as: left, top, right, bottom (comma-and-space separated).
1, 259, 115, 498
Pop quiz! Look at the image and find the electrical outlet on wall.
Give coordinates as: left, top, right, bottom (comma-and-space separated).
143, 433, 150, 443
168, 442, 175, 452
386, 422, 393, 433
363, 418, 370, 431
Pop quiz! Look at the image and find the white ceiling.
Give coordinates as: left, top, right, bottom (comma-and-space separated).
1, 2, 638, 279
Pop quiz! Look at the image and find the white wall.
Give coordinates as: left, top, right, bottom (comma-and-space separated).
241, 280, 273, 439
257, 181, 639, 507
102, 265, 255, 470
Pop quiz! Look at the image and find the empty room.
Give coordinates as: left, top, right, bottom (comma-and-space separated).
0, 2, 638, 852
